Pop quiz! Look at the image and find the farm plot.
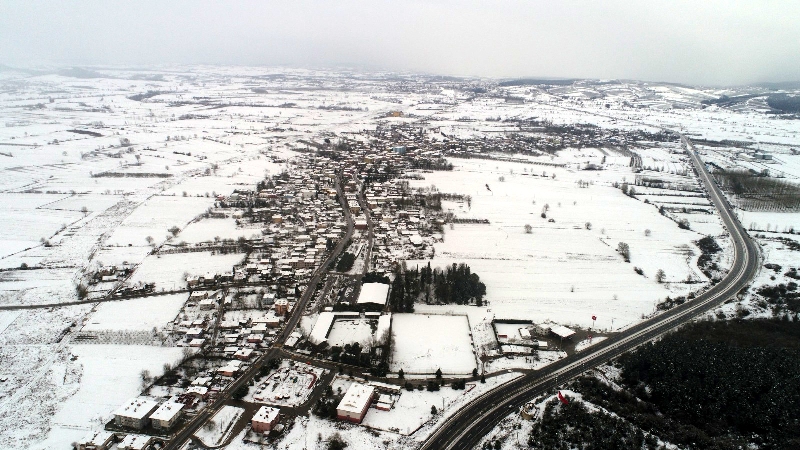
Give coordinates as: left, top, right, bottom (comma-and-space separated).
390, 314, 476, 375
408, 156, 710, 331
126, 251, 244, 290
81, 293, 187, 332
177, 218, 261, 244
105, 196, 211, 247
44, 345, 184, 446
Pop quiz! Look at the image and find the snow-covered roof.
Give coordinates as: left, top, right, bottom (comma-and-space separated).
81, 430, 113, 446
376, 313, 391, 341
309, 311, 335, 344
549, 325, 576, 338
149, 401, 184, 422
357, 283, 390, 305
119, 434, 152, 450
113, 397, 159, 420
337, 383, 375, 415
252, 405, 280, 424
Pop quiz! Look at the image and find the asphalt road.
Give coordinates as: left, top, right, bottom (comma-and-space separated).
420, 135, 761, 450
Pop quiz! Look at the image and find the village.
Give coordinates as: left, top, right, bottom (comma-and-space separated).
1, 65, 796, 450
69, 116, 603, 450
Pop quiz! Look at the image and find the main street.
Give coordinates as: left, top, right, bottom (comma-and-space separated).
420, 135, 761, 450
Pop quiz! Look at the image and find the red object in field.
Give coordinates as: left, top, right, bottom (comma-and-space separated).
557, 391, 569, 405
592, 315, 597, 321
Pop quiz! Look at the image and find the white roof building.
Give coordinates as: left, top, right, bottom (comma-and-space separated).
309, 311, 335, 344
149, 401, 184, 427
114, 397, 159, 421
336, 382, 375, 423
549, 325, 576, 339
118, 434, 153, 450
357, 283, 390, 306
254, 405, 280, 422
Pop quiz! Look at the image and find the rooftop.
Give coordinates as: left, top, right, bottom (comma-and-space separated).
113, 397, 159, 420
357, 283, 390, 305
337, 382, 375, 415
253, 405, 280, 424
149, 401, 184, 421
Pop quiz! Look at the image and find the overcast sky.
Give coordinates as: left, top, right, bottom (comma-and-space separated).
1, 0, 798, 86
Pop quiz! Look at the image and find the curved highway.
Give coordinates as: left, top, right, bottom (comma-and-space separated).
420, 135, 761, 450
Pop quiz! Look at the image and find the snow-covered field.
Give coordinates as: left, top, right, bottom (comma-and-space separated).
390, 313, 477, 375
325, 318, 376, 348
126, 251, 244, 289
409, 156, 709, 331
36, 345, 185, 450
0, 66, 797, 450
81, 293, 187, 332
195, 405, 245, 447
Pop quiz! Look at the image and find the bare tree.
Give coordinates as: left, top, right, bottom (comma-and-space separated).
655, 269, 666, 283
524, 224, 532, 234
585, 222, 592, 230
617, 242, 631, 262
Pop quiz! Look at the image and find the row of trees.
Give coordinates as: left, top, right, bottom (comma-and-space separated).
713, 168, 800, 211
388, 263, 487, 312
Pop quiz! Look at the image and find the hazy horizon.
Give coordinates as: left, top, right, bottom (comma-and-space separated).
1, 0, 799, 86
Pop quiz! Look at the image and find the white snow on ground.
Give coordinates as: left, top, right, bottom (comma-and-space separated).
81, 293, 187, 332
390, 313, 477, 375
737, 210, 800, 233
484, 350, 567, 373
362, 372, 521, 435
710, 236, 800, 320
105, 196, 212, 247
41, 345, 184, 449
195, 405, 245, 447
408, 156, 707, 331
127, 251, 244, 290
325, 318, 376, 348
574, 336, 608, 352
177, 218, 262, 244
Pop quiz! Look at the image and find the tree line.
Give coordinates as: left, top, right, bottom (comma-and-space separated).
388, 262, 486, 312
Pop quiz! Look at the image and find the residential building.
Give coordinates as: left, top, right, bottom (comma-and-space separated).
252, 405, 280, 433
113, 397, 159, 430
149, 401, 184, 430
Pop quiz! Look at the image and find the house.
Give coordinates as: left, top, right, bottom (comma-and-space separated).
199, 298, 216, 310
78, 430, 114, 450
150, 401, 184, 430
114, 397, 159, 430
234, 348, 254, 360
252, 405, 280, 433
274, 299, 289, 315
186, 327, 204, 339
186, 385, 209, 399
118, 434, 154, 450
336, 382, 375, 423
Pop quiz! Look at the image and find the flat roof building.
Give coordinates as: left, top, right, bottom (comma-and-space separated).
149, 401, 184, 430
78, 430, 114, 450
252, 405, 280, 433
336, 382, 375, 423
357, 283, 390, 306
113, 397, 159, 430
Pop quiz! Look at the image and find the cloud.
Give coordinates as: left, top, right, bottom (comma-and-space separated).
0, 0, 798, 85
